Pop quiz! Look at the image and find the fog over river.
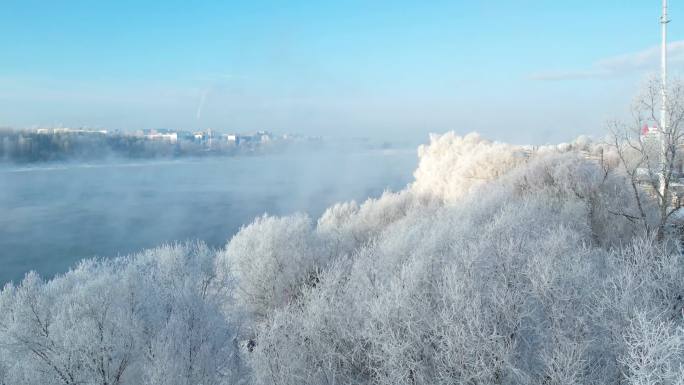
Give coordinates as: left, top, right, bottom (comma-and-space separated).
0, 148, 416, 284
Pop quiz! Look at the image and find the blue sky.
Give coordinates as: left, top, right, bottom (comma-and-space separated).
0, 1, 681, 144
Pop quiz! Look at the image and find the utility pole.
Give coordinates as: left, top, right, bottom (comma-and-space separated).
659, 0, 670, 200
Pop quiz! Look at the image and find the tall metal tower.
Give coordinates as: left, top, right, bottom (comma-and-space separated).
659, 0, 670, 199
661, 0, 669, 131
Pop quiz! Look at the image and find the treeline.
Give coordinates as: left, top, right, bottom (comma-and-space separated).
0, 129, 252, 163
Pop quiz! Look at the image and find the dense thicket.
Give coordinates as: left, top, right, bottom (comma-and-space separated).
2, 132, 683, 385
0, 243, 246, 385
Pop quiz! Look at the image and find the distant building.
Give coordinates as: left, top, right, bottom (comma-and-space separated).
142, 129, 178, 143
641, 123, 662, 163
237, 131, 273, 145
258, 131, 271, 143
44, 128, 108, 135
222, 134, 239, 145
641, 123, 660, 138
176, 131, 195, 141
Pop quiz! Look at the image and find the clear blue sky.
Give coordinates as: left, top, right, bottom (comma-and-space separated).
0, 1, 681, 144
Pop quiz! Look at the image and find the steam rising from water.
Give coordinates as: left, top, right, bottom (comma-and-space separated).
0, 147, 416, 284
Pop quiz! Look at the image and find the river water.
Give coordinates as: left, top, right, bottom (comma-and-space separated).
0, 149, 417, 284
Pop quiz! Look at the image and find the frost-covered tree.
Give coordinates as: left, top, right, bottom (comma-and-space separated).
217, 214, 324, 320
0, 242, 244, 385
411, 132, 528, 203
244, 133, 677, 385
128, 242, 245, 385
0, 265, 139, 385
620, 312, 684, 385
609, 77, 684, 241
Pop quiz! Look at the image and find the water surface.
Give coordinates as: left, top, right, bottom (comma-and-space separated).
0, 149, 416, 284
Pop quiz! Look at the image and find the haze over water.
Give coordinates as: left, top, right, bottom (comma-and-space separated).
0, 148, 416, 284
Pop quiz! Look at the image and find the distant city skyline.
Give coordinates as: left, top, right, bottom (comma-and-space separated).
1, 1, 682, 145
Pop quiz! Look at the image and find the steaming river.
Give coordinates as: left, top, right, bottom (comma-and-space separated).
0, 149, 417, 284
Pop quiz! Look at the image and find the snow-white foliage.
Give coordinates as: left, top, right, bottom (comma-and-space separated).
0, 242, 245, 385
411, 132, 528, 202
316, 190, 428, 258
217, 214, 323, 319
247, 133, 678, 385
2, 131, 682, 385
620, 312, 684, 385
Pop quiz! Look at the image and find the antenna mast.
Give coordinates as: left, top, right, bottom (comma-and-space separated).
659, 0, 670, 200
661, 0, 669, 131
